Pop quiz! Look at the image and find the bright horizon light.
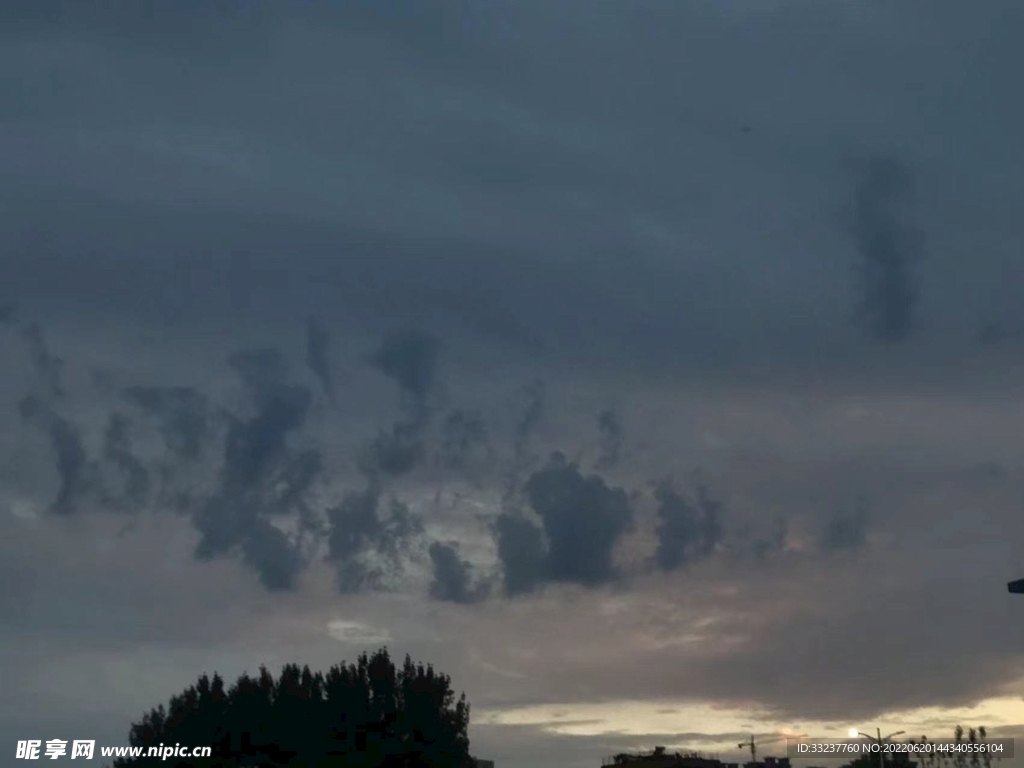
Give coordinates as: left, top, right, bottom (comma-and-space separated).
849, 728, 860, 738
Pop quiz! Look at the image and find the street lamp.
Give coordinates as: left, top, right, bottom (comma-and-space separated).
854, 728, 905, 768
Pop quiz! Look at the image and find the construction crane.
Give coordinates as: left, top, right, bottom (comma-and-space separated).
737, 733, 806, 763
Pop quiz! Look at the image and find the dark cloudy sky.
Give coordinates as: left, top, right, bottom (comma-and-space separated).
4, 2, 1024, 766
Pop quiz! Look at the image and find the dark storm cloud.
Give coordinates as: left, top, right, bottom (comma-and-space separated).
850, 157, 925, 343
363, 421, 426, 478
595, 407, 624, 471
228, 347, 290, 407
750, 515, 789, 562
819, 498, 869, 552
494, 452, 634, 595
653, 481, 723, 571
324, 480, 424, 594
525, 453, 633, 585
191, 348, 319, 590
368, 329, 440, 404
221, 385, 312, 487
122, 385, 212, 461
19, 395, 97, 516
493, 512, 547, 598
0, 302, 15, 325
20, 321, 64, 397
102, 412, 151, 511
359, 330, 443, 478
428, 541, 490, 604
513, 379, 545, 462
240, 518, 305, 592
305, 315, 334, 405
438, 408, 492, 471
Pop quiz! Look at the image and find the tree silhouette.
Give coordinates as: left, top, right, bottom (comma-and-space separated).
111, 648, 472, 768
841, 727, 1000, 768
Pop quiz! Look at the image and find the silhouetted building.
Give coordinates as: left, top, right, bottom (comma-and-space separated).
604, 747, 733, 768
746, 758, 790, 768
473, 759, 495, 768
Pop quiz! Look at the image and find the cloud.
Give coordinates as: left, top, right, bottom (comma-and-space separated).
525, 453, 633, 586
428, 541, 490, 604
653, 481, 723, 572
122, 385, 212, 461
20, 322, 64, 398
190, 348, 318, 590
19, 395, 98, 516
360, 330, 443, 478
368, 329, 440, 404
495, 453, 634, 595
493, 512, 547, 598
513, 379, 545, 463
305, 315, 334, 405
850, 156, 925, 343
595, 407, 624, 470
325, 480, 424, 593
326, 619, 393, 646
819, 498, 869, 552
438, 408, 493, 472
101, 413, 151, 511
750, 515, 789, 562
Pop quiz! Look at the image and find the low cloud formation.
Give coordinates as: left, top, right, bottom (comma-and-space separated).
595, 407, 624, 470
20, 322, 64, 398
368, 329, 440, 407
850, 156, 925, 343
819, 498, 870, 551
305, 315, 334, 405
428, 541, 491, 604
513, 379, 545, 463
101, 412, 151, 511
325, 480, 424, 593
653, 481, 723, 571
363, 329, 442, 478
122, 385, 212, 461
493, 512, 548, 597
191, 347, 319, 591
438, 408, 493, 472
19, 395, 98, 516
750, 514, 789, 561
495, 452, 633, 595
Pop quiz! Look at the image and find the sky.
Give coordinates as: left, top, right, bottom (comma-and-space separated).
3, 1, 1024, 767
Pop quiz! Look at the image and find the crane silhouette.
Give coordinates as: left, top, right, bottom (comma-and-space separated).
737, 733, 807, 763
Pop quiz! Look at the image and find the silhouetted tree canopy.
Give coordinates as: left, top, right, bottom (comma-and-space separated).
841, 727, 1000, 768
111, 648, 473, 768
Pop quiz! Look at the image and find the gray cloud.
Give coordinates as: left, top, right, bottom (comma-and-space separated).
305, 315, 334, 405
360, 330, 443, 478
19, 395, 98, 516
368, 329, 440, 405
101, 412, 151, 511
819, 497, 870, 552
325, 480, 424, 593
850, 157, 925, 343
20, 321, 63, 397
122, 385, 212, 461
438, 408, 493, 472
5, 1, 1024, 765
429, 541, 490, 605
653, 482, 723, 572
191, 348, 318, 590
493, 512, 547, 598
513, 380, 545, 463
595, 407, 624, 471
495, 453, 634, 595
